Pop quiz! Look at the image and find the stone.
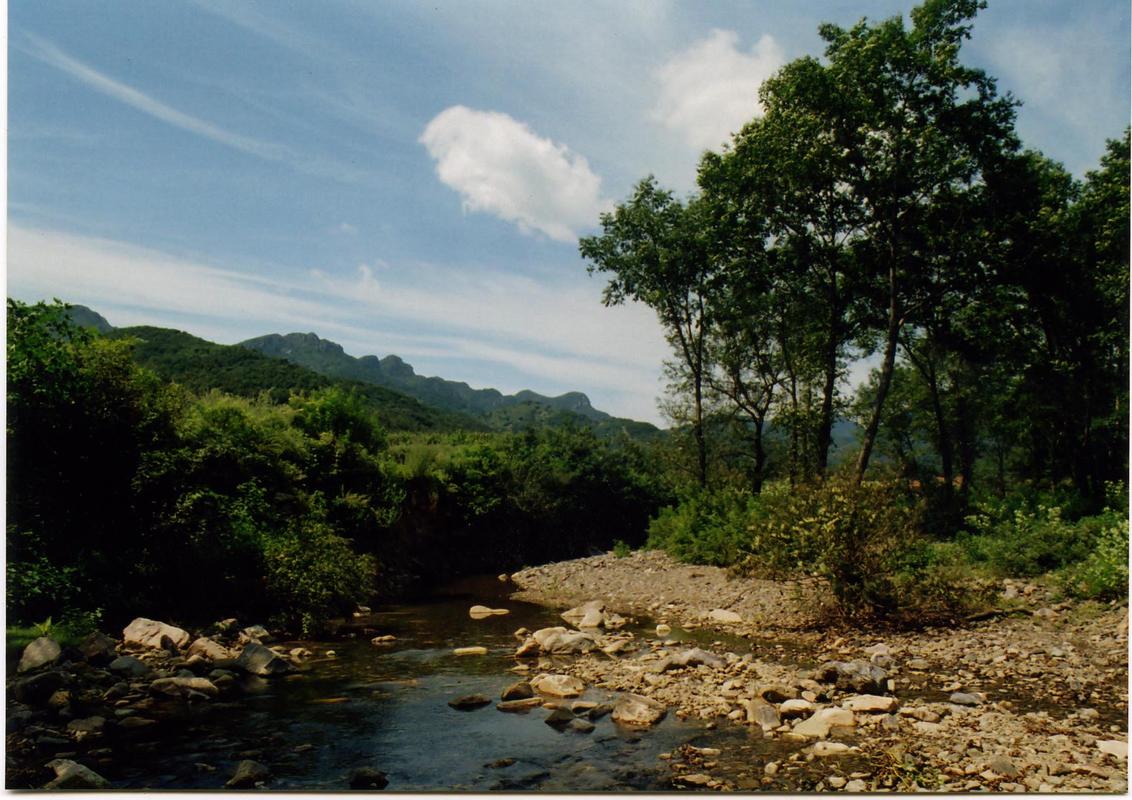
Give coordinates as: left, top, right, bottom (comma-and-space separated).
746, 698, 781, 731
764, 762, 779, 776
48, 689, 72, 710
816, 661, 888, 694
531, 626, 598, 655
530, 673, 585, 698
453, 646, 488, 656
150, 676, 220, 699
845, 779, 868, 792
562, 600, 605, 628
676, 773, 713, 786
544, 707, 577, 727
987, 756, 1022, 778
949, 692, 984, 706
567, 718, 595, 733
109, 655, 152, 678
469, 605, 509, 618
906, 658, 930, 671
66, 716, 106, 741
448, 694, 492, 711
794, 708, 856, 739
612, 693, 667, 727
349, 767, 389, 789
239, 624, 272, 644
757, 684, 797, 703
235, 642, 294, 676
497, 698, 544, 713
12, 670, 67, 704
78, 631, 118, 664
707, 608, 742, 624
501, 680, 534, 701
43, 759, 111, 790
486, 758, 515, 769
779, 698, 817, 718
655, 624, 672, 636
603, 612, 627, 629
811, 741, 852, 756
18, 637, 62, 673
587, 704, 614, 720
187, 637, 233, 662
829, 776, 847, 788
653, 647, 724, 672
122, 617, 191, 651
118, 716, 158, 729
842, 694, 898, 713
1098, 740, 1128, 759
226, 759, 271, 788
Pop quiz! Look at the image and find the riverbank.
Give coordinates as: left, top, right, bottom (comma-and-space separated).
510, 549, 1129, 792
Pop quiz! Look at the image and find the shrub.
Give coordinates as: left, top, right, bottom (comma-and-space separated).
646, 487, 759, 566
1060, 516, 1129, 601
612, 539, 632, 558
961, 504, 1114, 577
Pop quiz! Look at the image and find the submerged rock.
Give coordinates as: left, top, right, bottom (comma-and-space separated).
43, 759, 111, 790
612, 693, 667, 727
449, 694, 492, 711
501, 680, 534, 701
226, 760, 271, 788
235, 643, 294, 676
348, 767, 389, 789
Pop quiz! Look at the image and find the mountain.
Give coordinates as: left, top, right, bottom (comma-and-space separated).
98, 325, 483, 432
240, 332, 660, 438
65, 304, 114, 333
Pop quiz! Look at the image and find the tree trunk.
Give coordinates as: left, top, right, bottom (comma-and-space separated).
693, 375, 707, 488
816, 332, 838, 477
856, 266, 901, 484
752, 418, 766, 494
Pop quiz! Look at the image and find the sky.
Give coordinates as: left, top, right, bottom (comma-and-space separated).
7, 0, 1130, 426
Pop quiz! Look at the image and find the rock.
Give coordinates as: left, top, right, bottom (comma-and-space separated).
109, 655, 152, 678
530, 673, 585, 697
150, 676, 220, 699
676, 773, 713, 786
370, 636, 395, 646
816, 660, 888, 694
603, 612, 627, 629
757, 684, 797, 703
66, 716, 106, 741
653, 647, 724, 672
226, 759, 271, 788
497, 698, 544, 713
530, 626, 598, 655
469, 605, 509, 618
118, 716, 158, 729
12, 670, 67, 704
745, 698, 781, 731
448, 694, 492, 711
764, 762, 780, 776
611, 693, 667, 727
562, 600, 605, 628
122, 617, 190, 651
349, 767, 389, 789
501, 681, 534, 701
453, 646, 488, 656
949, 692, 984, 706
811, 741, 852, 756
77, 631, 118, 664
567, 718, 595, 733
794, 708, 856, 739
987, 756, 1022, 777
235, 642, 294, 676
707, 608, 742, 624
1098, 740, 1128, 759
239, 624, 272, 644
906, 658, 930, 670
829, 775, 847, 788
17, 637, 62, 673
842, 694, 898, 713
187, 637, 233, 662
486, 758, 515, 769
43, 759, 111, 790
880, 714, 901, 732
655, 624, 672, 636
779, 698, 817, 718
48, 689, 72, 710
845, 779, 868, 792
544, 707, 577, 727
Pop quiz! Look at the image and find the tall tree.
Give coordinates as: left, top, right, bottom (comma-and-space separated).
579, 179, 716, 487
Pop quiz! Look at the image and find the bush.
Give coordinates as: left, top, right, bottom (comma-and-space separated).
646, 487, 759, 566
1060, 516, 1129, 601
961, 504, 1115, 577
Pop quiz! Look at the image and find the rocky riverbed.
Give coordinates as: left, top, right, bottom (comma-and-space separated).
510, 550, 1130, 792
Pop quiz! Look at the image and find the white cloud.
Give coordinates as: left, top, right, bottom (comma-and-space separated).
419, 105, 610, 242
7, 224, 668, 423
653, 29, 785, 154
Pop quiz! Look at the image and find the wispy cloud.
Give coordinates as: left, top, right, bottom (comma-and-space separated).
420, 106, 611, 242
7, 224, 667, 422
20, 33, 365, 184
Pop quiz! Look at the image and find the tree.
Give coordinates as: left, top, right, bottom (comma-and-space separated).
580, 178, 716, 487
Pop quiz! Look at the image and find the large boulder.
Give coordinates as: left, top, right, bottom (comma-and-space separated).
653, 647, 724, 673
562, 600, 605, 629
188, 637, 234, 662
18, 636, 61, 673
815, 660, 888, 694
612, 693, 667, 727
235, 642, 294, 676
43, 759, 111, 790
530, 673, 585, 698
122, 618, 191, 651
529, 627, 598, 655
78, 631, 118, 664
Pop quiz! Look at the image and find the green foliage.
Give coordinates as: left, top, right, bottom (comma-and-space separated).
960, 503, 1116, 577
647, 488, 759, 567
612, 539, 632, 558
1059, 517, 1129, 601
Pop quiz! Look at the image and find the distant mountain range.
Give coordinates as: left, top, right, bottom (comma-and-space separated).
63, 305, 659, 438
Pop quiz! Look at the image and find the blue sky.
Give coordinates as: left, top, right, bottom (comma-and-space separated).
8, 0, 1130, 425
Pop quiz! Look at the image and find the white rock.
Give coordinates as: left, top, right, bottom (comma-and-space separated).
453, 646, 488, 656
123, 618, 191, 651
530, 673, 585, 697
611, 693, 667, 726
842, 694, 898, 713
811, 741, 852, 756
18, 637, 61, 673
779, 698, 817, 718
707, 608, 742, 624
1098, 740, 1128, 759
